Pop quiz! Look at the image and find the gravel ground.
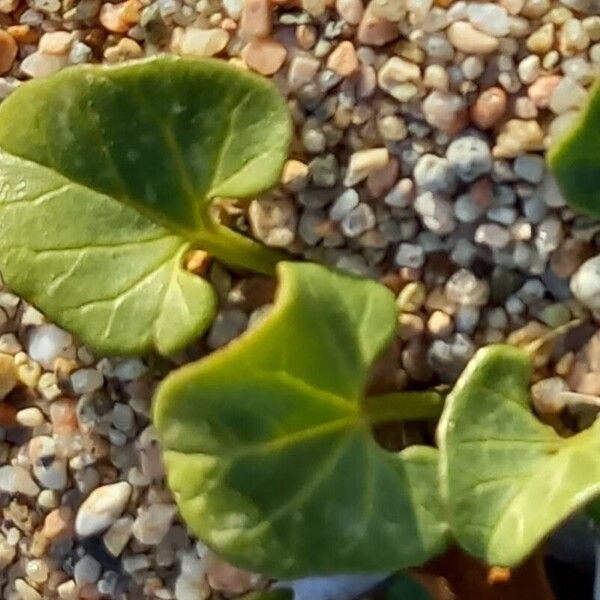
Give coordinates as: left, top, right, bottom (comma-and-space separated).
0, 0, 600, 597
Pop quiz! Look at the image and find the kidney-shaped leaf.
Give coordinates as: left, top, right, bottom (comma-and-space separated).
548, 80, 600, 217
438, 344, 600, 567
0, 56, 291, 356
154, 262, 449, 577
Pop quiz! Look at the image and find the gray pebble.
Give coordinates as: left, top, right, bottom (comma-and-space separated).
446, 135, 492, 182
413, 153, 457, 193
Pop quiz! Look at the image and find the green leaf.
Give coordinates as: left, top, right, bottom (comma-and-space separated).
0, 56, 291, 356
548, 79, 600, 216
385, 573, 432, 600
154, 262, 449, 577
438, 344, 600, 567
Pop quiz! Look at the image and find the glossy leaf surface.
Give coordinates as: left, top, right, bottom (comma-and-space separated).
438, 344, 600, 567
0, 57, 291, 355
155, 262, 449, 577
548, 80, 600, 216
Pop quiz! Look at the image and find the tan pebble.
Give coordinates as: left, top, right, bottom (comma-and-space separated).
180, 28, 230, 57
550, 239, 593, 278
38, 31, 73, 55
470, 86, 507, 129
344, 147, 389, 186
99, 0, 140, 33
583, 16, 600, 42
241, 38, 286, 75
206, 556, 256, 596
370, 0, 405, 21
49, 398, 78, 436
185, 250, 211, 276
500, 0, 525, 14
0, 353, 17, 400
576, 372, 600, 395
526, 22, 554, 53
366, 156, 398, 197
221, 18, 237, 31
287, 55, 320, 89
0, 0, 18, 12
281, 159, 309, 191
398, 313, 424, 340
357, 63, 377, 97
7, 25, 38, 44
104, 38, 143, 63
336, 0, 363, 24
16, 407, 44, 427
240, 0, 271, 38
527, 74, 561, 108
559, 18, 590, 55
42, 507, 73, 540
447, 22, 500, 54
326, 41, 358, 77
422, 90, 468, 135
377, 56, 421, 101
493, 119, 544, 158
357, 4, 399, 46
296, 24, 317, 49
302, 0, 327, 17
0, 30, 17, 75
427, 310, 453, 336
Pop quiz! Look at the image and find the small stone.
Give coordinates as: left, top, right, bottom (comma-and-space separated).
27, 324, 72, 370
207, 309, 248, 349
330, 189, 359, 221
327, 41, 358, 77
493, 119, 545, 158
551, 239, 592, 278
15, 579, 42, 600
206, 556, 255, 596
99, 0, 140, 33
336, 0, 363, 23
0, 0, 18, 11
357, 4, 399, 46
29, 436, 67, 490
71, 368, 104, 394
446, 135, 492, 182
467, 2, 510, 36
341, 203, 376, 237
395, 243, 425, 268
526, 23, 554, 54
559, 17, 590, 55
513, 153, 545, 183
42, 506, 73, 540
0, 465, 39, 496
103, 516, 133, 557
75, 481, 132, 537
367, 157, 398, 196
287, 55, 320, 89
0, 353, 17, 400
132, 504, 177, 545
422, 90, 468, 134
21, 52, 68, 78
344, 148, 389, 186
384, 178, 413, 208
180, 28, 229, 57
445, 269, 490, 306
413, 153, 457, 192
242, 38, 286, 75
571, 255, 600, 313
0, 31, 17, 75
531, 377, 568, 414
39, 31, 73, 55
49, 398, 78, 435
112, 403, 134, 432
240, 0, 271, 38
446, 21, 500, 54
475, 223, 511, 248
56, 580, 77, 600
74, 555, 101, 586
527, 75, 561, 109
104, 38, 144, 63
16, 407, 44, 427
377, 56, 421, 101
249, 197, 297, 248
414, 191, 456, 234
549, 76, 588, 114
281, 160, 309, 192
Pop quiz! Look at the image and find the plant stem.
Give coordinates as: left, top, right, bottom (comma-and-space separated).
362, 391, 445, 425
196, 219, 290, 276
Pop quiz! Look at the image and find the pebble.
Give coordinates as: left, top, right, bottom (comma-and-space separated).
29, 436, 67, 490
571, 255, 600, 313
336, 0, 363, 23
0, 465, 39, 496
446, 21, 500, 54
180, 28, 229, 57
467, 3, 510, 36
281, 160, 309, 192
526, 23, 555, 54
445, 269, 490, 306
99, 0, 139, 33
0, 353, 17, 400
0, 31, 17, 75
27, 325, 72, 370
132, 504, 177, 545
493, 119, 545, 158
513, 153, 545, 183
446, 136, 492, 182
74, 554, 102, 586
242, 38, 286, 75
528, 75, 561, 108
357, 4, 399, 46
344, 148, 389, 187
38, 31, 73, 55
413, 154, 457, 192
330, 189, 359, 221
75, 481, 132, 537
422, 90, 468, 134
207, 309, 248, 349
475, 223, 512, 248
240, 0, 271, 38
395, 243, 426, 268
414, 191, 456, 234
15, 579, 42, 600
377, 57, 421, 101
71, 368, 104, 394
531, 377, 568, 414
103, 516, 134, 557
287, 55, 320, 89
549, 76, 588, 114
327, 41, 358, 77
341, 204, 376, 237
384, 178, 414, 208
42, 507, 73, 540
16, 406, 44, 427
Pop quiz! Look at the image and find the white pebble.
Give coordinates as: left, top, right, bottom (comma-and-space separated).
27, 324, 72, 370
414, 191, 456, 234
395, 243, 425, 268
474, 223, 511, 248
16, 407, 44, 427
70, 368, 104, 394
0, 465, 39, 496
446, 135, 492, 182
344, 148, 389, 186
467, 2, 510, 36
132, 504, 177, 545
75, 481, 132, 537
